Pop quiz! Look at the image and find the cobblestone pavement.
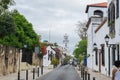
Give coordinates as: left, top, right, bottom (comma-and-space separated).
0, 66, 53, 80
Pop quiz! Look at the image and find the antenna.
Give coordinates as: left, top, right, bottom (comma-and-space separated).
49, 28, 51, 42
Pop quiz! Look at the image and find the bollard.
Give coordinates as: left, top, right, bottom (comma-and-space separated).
26, 69, 28, 80
88, 73, 90, 80
37, 66, 39, 77
18, 71, 20, 80
81, 66, 83, 78
81, 66, 82, 77
33, 66, 35, 80
83, 69, 85, 80
93, 77, 95, 80
85, 71, 87, 80
41, 65, 43, 75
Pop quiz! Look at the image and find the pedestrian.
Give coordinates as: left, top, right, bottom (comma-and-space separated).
112, 60, 120, 80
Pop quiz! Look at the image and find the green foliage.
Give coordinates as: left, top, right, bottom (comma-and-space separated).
73, 39, 87, 61
62, 55, 71, 64
0, 12, 16, 37
54, 42, 58, 46
0, 10, 39, 51
0, 0, 15, 10
51, 57, 59, 65
0, 0, 39, 53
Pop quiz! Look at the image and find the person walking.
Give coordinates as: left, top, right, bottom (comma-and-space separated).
112, 60, 120, 80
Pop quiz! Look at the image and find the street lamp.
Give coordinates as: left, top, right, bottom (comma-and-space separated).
24, 44, 28, 80
104, 34, 118, 76
104, 34, 118, 47
18, 49, 20, 80
93, 43, 98, 66
93, 43, 97, 49
24, 44, 27, 48
104, 35, 109, 47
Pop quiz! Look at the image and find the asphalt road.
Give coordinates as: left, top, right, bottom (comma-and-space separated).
36, 64, 81, 80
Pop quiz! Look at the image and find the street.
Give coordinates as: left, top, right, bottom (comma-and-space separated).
36, 64, 81, 80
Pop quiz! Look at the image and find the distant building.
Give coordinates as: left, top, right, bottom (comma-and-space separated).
43, 46, 55, 66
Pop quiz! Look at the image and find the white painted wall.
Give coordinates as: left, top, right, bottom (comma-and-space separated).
108, 0, 120, 76
95, 21, 109, 75
87, 0, 120, 77
86, 3, 107, 72
43, 46, 55, 66
115, 0, 120, 43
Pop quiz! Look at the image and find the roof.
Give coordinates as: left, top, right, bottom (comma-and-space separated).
86, 18, 91, 30
51, 47, 60, 54
85, 2, 107, 13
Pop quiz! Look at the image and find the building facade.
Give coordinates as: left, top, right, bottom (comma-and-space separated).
86, 1, 120, 77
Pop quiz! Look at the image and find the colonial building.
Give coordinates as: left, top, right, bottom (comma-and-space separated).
43, 45, 55, 66
85, 2, 108, 75
106, 0, 120, 76
86, 0, 120, 77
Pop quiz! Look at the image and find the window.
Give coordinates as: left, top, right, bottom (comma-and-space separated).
95, 49, 98, 65
101, 44, 105, 66
108, 2, 115, 38
112, 45, 116, 65
117, 45, 119, 60
116, 0, 119, 18
94, 10, 103, 17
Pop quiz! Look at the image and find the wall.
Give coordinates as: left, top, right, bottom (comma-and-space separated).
0, 44, 18, 76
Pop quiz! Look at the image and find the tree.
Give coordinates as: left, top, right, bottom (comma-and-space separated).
0, 0, 15, 15
0, 12, 16, 38
62, 55, 71, 65
0, 10, 39, 51
12, 10, 39, 49
0, 0, 16, 38
51, 57, 59, 67
73, 39, 87, 62
76, 21, 87, 40
0, 0, 15, 10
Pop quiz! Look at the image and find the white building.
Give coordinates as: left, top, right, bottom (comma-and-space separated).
86, 1, 120, 77
85, 2, 109, 75
106, 0, 120, 76
43, 46, 55, 66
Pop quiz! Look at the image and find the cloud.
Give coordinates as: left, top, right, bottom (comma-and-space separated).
12, 0, 107, 54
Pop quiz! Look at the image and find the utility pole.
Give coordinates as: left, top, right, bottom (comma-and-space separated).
63, 33, 69, 50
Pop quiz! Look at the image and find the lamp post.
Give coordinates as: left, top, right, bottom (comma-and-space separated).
93, 43, 97, 49
18, 49, 20, 80
94, 43, 99, 65
104, 35, 109, 47
104, 34, 111, 76
104, 34, 117, 47
93, 43, 97, 70
24, 44, 28, 80
104, 34, 118, 76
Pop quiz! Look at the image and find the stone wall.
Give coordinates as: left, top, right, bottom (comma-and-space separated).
0, 44, 18, 76
0, 44, 43, 76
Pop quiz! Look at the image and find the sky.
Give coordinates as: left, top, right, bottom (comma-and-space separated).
12, 0, 107, 54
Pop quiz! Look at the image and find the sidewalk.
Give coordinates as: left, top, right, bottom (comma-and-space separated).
76, 67, 111, 80
87, 68, 111, 80
0, 66, 53, 80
